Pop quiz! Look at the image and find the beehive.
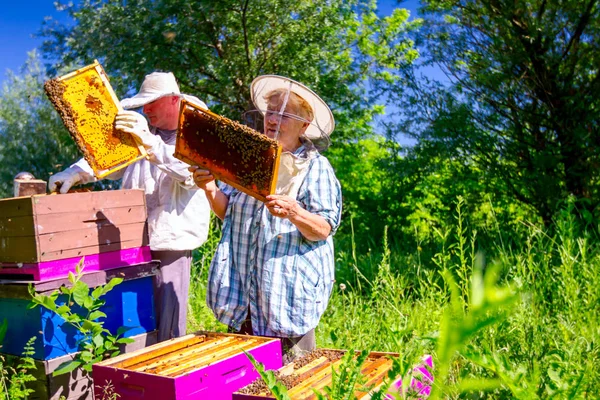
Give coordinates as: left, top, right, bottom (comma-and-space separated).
234, 350, 433, 400
44, 60, 146, 178
93, 332, 283, 400
0, 189, 150, 281
175, 100, 281, 201
0, 261, 158, 360
1, 331, 157, 400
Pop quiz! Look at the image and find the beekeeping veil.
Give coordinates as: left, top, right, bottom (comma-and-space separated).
247, 75, 335, 198
248, 75, 335, 152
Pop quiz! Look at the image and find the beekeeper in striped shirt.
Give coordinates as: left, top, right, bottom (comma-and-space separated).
190, 75, 342, 362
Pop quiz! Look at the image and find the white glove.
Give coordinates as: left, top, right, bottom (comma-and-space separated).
48, 168, 82, 194
114, 110, 158, 150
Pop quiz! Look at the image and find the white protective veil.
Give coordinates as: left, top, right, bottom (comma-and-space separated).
246, 75, 335, 198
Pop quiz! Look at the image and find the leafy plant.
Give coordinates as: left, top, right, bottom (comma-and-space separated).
314, 349, 371, 400
0, 333, 38, 400
243, 350, 291, 400
27, 258, 135, 375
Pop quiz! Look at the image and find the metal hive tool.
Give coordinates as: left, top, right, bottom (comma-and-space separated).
175, 100, 282, 202
44, 60, 147, 178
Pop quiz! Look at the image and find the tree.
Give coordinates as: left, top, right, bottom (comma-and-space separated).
0, 51, 80, 198
395, 0, 600, 222
41, 0, 420, 144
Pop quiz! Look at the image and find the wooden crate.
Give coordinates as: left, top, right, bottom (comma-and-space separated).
0, 262, 158, 360
44, 60, 146, 178
1, 330, 158, 400
93, 332, 283, 400
0, 189, 150, 280
233, 350, 434, 400
175, 100, 281, 202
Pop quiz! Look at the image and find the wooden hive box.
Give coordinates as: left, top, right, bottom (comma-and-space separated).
0, 262, 158, 360
233, 350, 434, 400
175, 100, 281, 202
0, 189, 151, 281
93, 332, 283, 400
44, 60, 146, 179
1, 331, 157, 400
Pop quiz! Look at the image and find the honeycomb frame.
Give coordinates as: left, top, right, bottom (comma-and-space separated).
175, 100, 281, 202
45, 60, 147, 178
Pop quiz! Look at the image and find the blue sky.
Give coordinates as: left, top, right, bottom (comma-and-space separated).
0, 0, 427, 86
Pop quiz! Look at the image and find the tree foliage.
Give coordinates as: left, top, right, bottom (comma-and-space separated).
0, 51, 79, 198
395, 0, 600, 222
41, 0, 419, 143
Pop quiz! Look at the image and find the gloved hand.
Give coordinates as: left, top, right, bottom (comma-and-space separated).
48, 168, 82, 194
114, 110, 158, 150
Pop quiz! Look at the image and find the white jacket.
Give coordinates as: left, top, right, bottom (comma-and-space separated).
72, 127, 210, 252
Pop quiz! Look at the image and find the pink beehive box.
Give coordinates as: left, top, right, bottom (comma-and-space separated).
0, 189, 151, 281
92, 332, 283, 400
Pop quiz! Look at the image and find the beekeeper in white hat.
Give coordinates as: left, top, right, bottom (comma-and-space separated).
190, 75, 342, 362
49, 72, 211, 342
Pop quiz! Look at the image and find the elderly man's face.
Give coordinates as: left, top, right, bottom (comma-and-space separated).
143, 95, 180, 130
263, 98, 308, 152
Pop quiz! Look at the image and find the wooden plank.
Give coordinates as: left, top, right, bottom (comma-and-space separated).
287, 358, 345, 398
355, 359, 394, 399
35, 205, 147, 235
0, 206, 147, 238
0, 215, 36, 236
0, 236, 38, 263
106, 333, 208, 369
39, 237, 148, 262
138, 336, 238, 374
0, 261, 159, 299
0, 196, 33, 218
163, 338, 260, 377
37, 221, 147, 253
31, 190, 145, 215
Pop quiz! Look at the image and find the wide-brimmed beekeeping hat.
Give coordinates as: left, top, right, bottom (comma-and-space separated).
121, 72, 207, 110
250, 75, 335, 150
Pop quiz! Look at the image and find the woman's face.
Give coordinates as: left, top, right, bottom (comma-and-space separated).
263, 96, 308, 152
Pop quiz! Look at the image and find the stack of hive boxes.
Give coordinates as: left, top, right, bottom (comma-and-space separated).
0, 189, 158, 400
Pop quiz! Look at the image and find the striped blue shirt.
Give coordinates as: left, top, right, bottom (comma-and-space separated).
207, 147, 342, 337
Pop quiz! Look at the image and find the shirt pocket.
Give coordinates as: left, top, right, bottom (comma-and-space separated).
290, 253, 322, 330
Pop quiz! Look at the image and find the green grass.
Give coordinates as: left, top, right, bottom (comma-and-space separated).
187, 205, 600, 398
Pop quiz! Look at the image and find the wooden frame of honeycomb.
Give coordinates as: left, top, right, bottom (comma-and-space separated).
44, 60, 147, 179
174, 100, 282, 202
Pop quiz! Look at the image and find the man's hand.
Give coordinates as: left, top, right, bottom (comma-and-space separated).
189, 166, 217, 194
48, 168, 82, 194
115, 111, 157, 149
265, 194, 301, 219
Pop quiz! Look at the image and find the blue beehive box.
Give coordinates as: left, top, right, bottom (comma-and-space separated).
0, 261, 158, 360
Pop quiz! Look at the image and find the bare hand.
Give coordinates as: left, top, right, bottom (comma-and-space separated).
189, 166, 216, 193
265, 194, 301, 219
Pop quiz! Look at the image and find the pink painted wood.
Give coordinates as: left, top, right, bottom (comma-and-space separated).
93, 333, 283, 400
0, 246, 151, 281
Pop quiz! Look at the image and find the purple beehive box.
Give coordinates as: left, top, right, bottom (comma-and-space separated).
92, 332, 283, 400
